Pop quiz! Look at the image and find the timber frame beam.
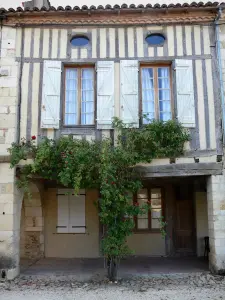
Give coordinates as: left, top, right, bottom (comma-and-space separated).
134, 162, 223, 177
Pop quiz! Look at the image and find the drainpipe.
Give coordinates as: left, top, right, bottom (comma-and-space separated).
215, 7, 225, 142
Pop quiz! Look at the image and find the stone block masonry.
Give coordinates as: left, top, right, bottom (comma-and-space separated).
0, 26, 18, 156
0, 26, 22, 280
207, 174, 225, 274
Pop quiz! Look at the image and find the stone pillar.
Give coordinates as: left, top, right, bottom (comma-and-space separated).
0, 164, 23, 280
0, 25, 22, 280
207, 174, 225, 274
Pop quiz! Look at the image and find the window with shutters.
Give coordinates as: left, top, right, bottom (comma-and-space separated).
64, 66, 95, 126
134, 188, 163, 232
57, 189, 86, 233
141, 64, 172, 124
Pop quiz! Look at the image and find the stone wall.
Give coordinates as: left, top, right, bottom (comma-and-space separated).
0, 164, 23, 280
20, 183, 44, 260
0, 26, 18, 155
0, 26, 22, 280
195, 191, 209, 257
207, 174, 225, 274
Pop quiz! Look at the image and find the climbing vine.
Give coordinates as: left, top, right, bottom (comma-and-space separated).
8, 119, 189, 280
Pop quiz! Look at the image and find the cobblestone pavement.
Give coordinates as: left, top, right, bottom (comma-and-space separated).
0, 273, 225, 300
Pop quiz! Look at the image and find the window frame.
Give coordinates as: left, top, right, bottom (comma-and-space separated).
140, 63, 174, 125
133, 187, 165, 233
63, 64, 96, 128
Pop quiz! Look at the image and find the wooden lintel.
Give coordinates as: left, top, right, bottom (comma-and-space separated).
134, 162, 223, 178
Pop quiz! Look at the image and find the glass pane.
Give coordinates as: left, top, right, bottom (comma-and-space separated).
142, 68, 153, 78
146, 34, 165, 46
66, 69, 77, 79
81, 113, 94, 125
138, 211, 148, 219
151, 188, 161, 198
81, 69, 94, 125
70, 36, 89, 47
142, 90, 154, 101
159, 90, 170, 101
82, 91, 94, 102
65, 100, 76, 114
151, 218, 160, 229
143, 113, 154, 124
65, 69, 78, 125
137, 218, 148, 229
160, 112, 171, 121
142, 69, 154, 89
152, 209, 162, 218
151, 199, 161, 208
137, 189, 148, 199
143, 101, 154, 114
158, 78, 169, 89
82, 69, 93, 79
65, 114, 76, 125
151, 189, 162, 209
158, 67, 169, 78
159, 101, 171, 112
82, 101, 94, 114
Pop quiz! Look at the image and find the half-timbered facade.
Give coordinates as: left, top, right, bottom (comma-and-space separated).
0, 1, 225, 279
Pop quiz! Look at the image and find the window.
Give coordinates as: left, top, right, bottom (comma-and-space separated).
64, 67, 95, 126
145, 33, 166, 46
141, 65, 172, 124
70, 35, 90, 47
134, 188, 163, 231
57, 189, 86, 233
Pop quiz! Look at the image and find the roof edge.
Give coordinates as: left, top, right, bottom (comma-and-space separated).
1, 2, 225, 14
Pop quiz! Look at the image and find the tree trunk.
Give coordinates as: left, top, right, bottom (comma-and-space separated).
107, 257, 118, 282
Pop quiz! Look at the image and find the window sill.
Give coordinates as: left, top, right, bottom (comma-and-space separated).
61, 126, 95, 135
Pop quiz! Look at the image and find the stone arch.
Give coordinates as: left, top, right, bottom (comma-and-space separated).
20, 182, 44, 261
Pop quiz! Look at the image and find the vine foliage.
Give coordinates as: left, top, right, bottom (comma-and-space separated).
9, 119, 189, 279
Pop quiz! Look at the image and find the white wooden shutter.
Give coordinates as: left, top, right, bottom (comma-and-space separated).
96, 61, 114, 129
69, 191, 86, 233
175, 59, 195, 128
41, 60, 61, 129
120, 60, 139, 128
57, 194, 69, 233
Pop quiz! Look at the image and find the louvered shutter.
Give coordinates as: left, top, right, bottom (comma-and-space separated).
96, 61, 114, 129
69, 191, 86, 233
120, 60, 139, 128
57, 194, 69, 233
41, 60, 61, 129
175, 59, 195, 128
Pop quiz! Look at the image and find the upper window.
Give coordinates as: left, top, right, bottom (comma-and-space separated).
141, 65, 172, 124
134, 188, 163, 232
145, 33, 165, 46
64, 67, 94, 126
70, 35, 90, 47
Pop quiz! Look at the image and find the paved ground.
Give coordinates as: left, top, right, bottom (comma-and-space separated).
21, 257, 209, 279
1, 272, 225, 300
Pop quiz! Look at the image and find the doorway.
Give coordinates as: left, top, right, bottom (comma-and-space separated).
174, 184, 196, 255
